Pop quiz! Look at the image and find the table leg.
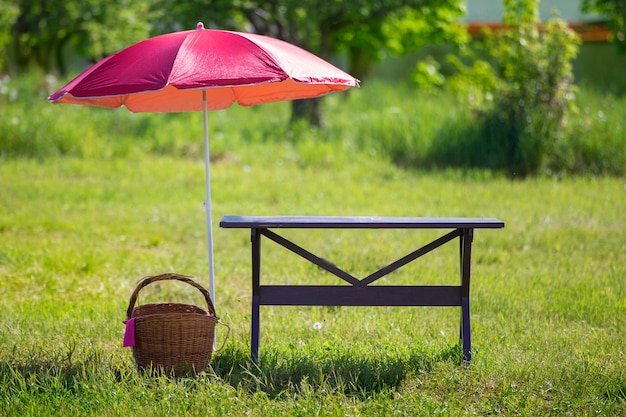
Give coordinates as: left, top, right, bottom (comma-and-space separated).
460, 228, 474, 362
251, 296, 260, 364
461, 296, 471, 362
251, 228, 261, 363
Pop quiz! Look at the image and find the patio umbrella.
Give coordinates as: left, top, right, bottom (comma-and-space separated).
49, 22, 359, 305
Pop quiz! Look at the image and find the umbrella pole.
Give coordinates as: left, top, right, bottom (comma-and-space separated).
202, 90, 215, 307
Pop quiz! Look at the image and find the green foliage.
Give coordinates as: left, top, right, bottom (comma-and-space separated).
4, 1, 468, 126
0, 0, 18, 71
448, 0, 581, 177
583, 0, 626, 51
76, 0, 154, 61
1, 74, 625, 176
10, 0, 153, 74
152, 0, 469, 80
382, 2, 469, 56
334, 0, 468, 78
412, 56, 446, 88
548, 88, 626, 176
5, 0, 468, 82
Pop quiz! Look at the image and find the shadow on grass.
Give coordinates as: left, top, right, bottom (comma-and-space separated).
0, 349, 122, 394
604, 379, 626, 402
389, 111, 516, 177
0, 343, 464, 398
210, 343, 464, 397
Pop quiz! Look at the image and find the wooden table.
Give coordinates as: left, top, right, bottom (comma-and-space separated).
219, 215, 505, 363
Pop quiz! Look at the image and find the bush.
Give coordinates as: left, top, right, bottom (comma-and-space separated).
449, 0, 581, 177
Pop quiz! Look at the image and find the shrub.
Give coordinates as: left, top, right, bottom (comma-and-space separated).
449, 0, 580, 177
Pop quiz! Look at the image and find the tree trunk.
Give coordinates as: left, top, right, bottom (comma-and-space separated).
248, 14, 327, 127
291, 98, 322, 127
54, 37, 70, 76
348, 46, 374, 81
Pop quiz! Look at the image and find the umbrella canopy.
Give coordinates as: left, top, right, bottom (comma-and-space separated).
49, 22, 358, 112
49, 23, 359, 305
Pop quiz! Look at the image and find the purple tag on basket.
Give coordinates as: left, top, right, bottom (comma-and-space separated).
122, 318, 136, 347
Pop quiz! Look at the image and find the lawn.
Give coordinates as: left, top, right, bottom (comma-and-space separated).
0, 143, 624, 415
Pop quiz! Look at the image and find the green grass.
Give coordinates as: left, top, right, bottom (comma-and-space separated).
2, 73, 625, 176
0, 71, 624, 415
1, 147, 624, 415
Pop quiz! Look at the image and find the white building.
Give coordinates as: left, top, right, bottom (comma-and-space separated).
464, 0, 610, 42
464, 0, 605, 23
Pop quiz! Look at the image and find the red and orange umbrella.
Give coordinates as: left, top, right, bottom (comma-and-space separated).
49, 22, 359, 303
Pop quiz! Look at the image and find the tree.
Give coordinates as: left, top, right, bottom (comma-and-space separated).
150, 0, 467, 126
582, 0, 626, 51
7, 0, 467, 125
11, 0, 153, 75
0, 1, 18, 72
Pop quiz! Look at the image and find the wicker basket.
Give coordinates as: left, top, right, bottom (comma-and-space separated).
125, 273, 228, 376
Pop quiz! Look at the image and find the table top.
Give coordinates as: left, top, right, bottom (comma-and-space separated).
220, 215, 505, 229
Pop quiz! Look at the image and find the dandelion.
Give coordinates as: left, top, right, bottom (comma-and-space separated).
313, 322, 322, 330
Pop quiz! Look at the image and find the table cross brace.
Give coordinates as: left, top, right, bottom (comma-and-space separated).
260, 228, 462, 287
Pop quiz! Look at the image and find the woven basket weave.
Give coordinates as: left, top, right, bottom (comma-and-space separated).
126, 273, 225, 376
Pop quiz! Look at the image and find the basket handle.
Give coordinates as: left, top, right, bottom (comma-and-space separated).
126, 273, 216, 320
214, 321, 231, 353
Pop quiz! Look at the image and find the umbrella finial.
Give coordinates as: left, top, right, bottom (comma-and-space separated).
197, 22, 205, 30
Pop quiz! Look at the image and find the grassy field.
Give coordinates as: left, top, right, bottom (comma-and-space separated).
2, 75, 625, 176
0, 141, 624, 415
